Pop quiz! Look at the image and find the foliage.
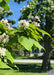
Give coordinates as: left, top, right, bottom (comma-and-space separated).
14, 0, 26, 4
0, 0, 53, 70
0, 0, 9, 10
0, 58, 10, 68
18, 36, 44, 51
18, 0, 54, 70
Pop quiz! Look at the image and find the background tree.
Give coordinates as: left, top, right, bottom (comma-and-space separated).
14, 0, 26, 4
0, 0, 53, 70
18, 0, 54, 70
0, 0, 16, 24
0, 0, 18, 69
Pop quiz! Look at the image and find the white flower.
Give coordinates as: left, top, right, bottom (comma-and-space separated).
32, 16, 34, 19
0, 19, 13, 29
10, 27, 13, 29
35, 16, 39, 19
5, 23, 10, 29
0, 47, 6, 57
1, 19, 8, 23
27, 5, 29, 7
28, 20, 32, 23
2, 48, 6, 52
1, 50, 5, 56
24, 21, 29, 29
4, 59, 7, 62
32, 22, 40, 27
35, 16, 41, 22
0, 33, 9, 44
51, 6, 54, 10
18, 20, 29, 29
4, 19, 8, 23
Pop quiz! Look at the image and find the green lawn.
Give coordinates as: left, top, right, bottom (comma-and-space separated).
15, 56, 42, 60
1, 63, 54, 75
15, 56, 54, 61
0, 70, 46, 75
0, 56, 54, 75
0, 61, 54, 75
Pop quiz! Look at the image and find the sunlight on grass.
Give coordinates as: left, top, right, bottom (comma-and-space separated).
0, 70, 46, 75
0, 63, 54, 75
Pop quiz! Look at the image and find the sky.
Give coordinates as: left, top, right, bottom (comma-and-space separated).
8, 0, 29, 27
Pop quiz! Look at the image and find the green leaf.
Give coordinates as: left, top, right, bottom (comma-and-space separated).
7, 59, 19, 70
0, 0, 3, 3
28, 38, 44, 51
0, 1, 10, 10
5, 50, 19, 70
28, 27, 43, 41
0, 31, 1, 34
18, 36, 33, 50
31, 32, 39, 41
29, 23, 36, 29
18, 36, 44, 51
32, 39, 44, 50
0, 58, 10, 68
6, 50, 14, 63
36, 27, 51, 38
6, 29, 17, 35
5, 0, 9, 3
0, 22, 7, 30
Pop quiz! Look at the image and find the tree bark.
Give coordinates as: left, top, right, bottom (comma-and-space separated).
41, 19, 52, 70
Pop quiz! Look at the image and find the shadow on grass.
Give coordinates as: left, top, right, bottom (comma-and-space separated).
15, 63, 47, 73
0, 63, 48, 73
15, 56, 43, 60
0, 68, 10, 70
22, 57, 43, 59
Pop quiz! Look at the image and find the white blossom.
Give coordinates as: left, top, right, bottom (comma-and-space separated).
1, 19, 8, 23
0, 33, 9, 44
5, 23, 10, 29
32, 22, 40, 27
4, 59, 7, 62
27, 5, 29, 7
28, 20, 32, 23
0, 19, 13, 29
0, 47, 6, 56
10, 27, 13, 29
35, 16, 41, 22
18, 20, 29, 29
32, 16, 34, 19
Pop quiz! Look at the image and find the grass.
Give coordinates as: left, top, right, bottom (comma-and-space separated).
15, 56, 54, 61
1, 62, 54, 75
15, 56, 42, 60
0, 63, 47, 75
0, 56, 54, 75
0, 70, 46, 75
0, 63, 54, 75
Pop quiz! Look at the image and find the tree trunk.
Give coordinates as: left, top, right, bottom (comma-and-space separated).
41, 35, 52, 70
41, 19, 52, 70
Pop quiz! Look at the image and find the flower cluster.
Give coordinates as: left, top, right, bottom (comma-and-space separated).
0, 47, 6, 57
20, 4, 34, 11
32, 21, 40, 27
0, 19, 13, 29
28, 16, 41, 27
35, 16, 41, 22
0, 33, 9, 44
18, 20, 29, 29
